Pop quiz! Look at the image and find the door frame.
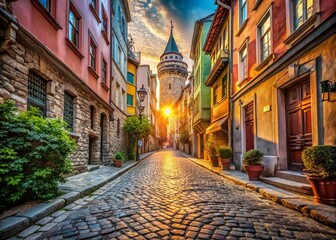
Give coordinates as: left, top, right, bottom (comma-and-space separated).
275, 67, 320, 171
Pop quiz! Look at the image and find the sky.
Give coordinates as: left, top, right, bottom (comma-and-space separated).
128, 0, 217, 74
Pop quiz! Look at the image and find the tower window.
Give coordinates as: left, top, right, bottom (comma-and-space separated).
169, 84, 171, 90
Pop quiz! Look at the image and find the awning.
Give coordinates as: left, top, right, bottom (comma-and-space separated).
206, 116, 228, 134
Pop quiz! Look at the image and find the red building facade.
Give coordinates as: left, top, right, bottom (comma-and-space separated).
0, 0, 128, 173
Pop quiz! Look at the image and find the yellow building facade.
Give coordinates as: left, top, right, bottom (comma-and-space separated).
127, 53, 140, 115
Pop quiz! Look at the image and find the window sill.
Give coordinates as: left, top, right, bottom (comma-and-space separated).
255, 53, 275, 71
101, 81, 110, 91
252, 0, 263, 11
237, 77, 249, 87
66, 38, 84, 59
283, 13, 318, 46
88, 66, 99, 79
236, 19, 249, 37
102, 30, 110, 45
89, 4, 101, 23
31, 0, 62, 30
69, 132, 80, 139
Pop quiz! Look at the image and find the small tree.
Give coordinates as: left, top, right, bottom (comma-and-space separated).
0, 101, 76, 212
123, 116, 151, 159
179, 128, 189, 145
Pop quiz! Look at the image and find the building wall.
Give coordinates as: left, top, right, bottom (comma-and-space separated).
12, 0, 111, 103
127, 60, 137, 115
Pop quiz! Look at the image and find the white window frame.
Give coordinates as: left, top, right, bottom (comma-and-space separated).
256, 7, 273, 64
239, 0, 248, 26
238, 40, 248, 82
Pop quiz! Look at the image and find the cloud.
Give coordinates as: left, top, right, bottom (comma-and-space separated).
128, 0, 216, 73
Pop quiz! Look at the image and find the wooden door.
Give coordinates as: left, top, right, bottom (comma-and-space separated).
286, 80, 312, 170
244, 102, 254, 151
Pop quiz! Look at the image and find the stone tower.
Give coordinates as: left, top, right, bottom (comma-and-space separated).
158, 22, 188, 110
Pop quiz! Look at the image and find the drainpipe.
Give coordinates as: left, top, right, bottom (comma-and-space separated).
216, 0, 234, 151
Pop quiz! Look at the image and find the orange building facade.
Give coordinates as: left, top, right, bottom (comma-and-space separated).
230, 0, 336, 178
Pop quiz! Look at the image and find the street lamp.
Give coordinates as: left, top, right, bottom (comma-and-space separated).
136, 84, 147, 161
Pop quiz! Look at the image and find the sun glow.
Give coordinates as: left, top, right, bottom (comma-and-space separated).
163, 107, 171, 116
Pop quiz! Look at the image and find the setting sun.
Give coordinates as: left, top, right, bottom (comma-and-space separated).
163, 107, 171, 116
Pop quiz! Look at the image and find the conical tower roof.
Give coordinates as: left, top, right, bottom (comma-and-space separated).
163, 22, 180, 54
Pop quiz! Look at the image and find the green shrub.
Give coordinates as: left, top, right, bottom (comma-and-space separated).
302, 145, 336, 178
115, 151, 125, 160
123, 116, 151, 160
206, 134, 217, 157
217, 146, 233, 158
0, 101, 76, 212
243, 149, 264, 165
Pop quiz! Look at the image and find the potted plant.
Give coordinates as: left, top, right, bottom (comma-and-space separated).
302, 145, 336, 205
217, 145, 233, 170
114, 151, 124, 167
206, 135, 218, 167
243, 149, 264, 181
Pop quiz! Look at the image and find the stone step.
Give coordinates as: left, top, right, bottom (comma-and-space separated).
260, 177, 313, 195
87, 165, 100, 172
275, 170, 309, 184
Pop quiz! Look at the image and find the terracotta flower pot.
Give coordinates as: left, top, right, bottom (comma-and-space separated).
307, 177, 336, 205
244, 165, 264, 181
219, 158, 231, 170
114, 159, 122, 167
210, 156, 219, 167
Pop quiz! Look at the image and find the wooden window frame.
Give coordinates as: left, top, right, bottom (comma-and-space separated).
66, 1, 83, 59
257, 7, 273, 64
89, 0, 101, 23
101, 4, 110, 44
238, 40, 248, 83
31, 0, 61, 30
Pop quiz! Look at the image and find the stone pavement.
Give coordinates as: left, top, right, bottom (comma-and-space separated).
0, 152, 155, 239
179, 151, 336, 229
9, 150, 336, 239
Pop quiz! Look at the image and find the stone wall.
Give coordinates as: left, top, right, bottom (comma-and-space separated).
159, 71, 187, 108
0, 37, 127, 175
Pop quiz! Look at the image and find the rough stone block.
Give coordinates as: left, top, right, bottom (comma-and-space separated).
58, 191, 81, 205
0, 216, 29, 240
16, 198, 65, 224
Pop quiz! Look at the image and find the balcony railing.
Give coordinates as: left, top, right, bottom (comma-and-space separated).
128, 49, 141, 63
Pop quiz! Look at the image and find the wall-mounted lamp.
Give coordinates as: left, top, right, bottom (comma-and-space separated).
321, 80, 336, 102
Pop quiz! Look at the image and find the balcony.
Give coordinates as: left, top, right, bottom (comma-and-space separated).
205, 50, 229, 86
127, 49, 140, 65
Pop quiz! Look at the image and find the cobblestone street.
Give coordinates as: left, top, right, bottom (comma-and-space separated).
22, 150, 336, 239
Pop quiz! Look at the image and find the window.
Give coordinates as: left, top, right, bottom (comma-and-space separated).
240, 0, 247, 25
127, 94, 133, 106
91, 0, 97, 10
121, 17, 126, 39
239, 44, 248, 81
101, 58, 107, 83
213, 84, 218, 105
194, 94, 200, 114
258, 13, 271, 62
117, 119, 120, 137
64, 92, 74, 131
169, 84, 171, 90
117, 46, 121, 66
102, 10, 108, 33
127, 72, 134, 84
39, 0, 50, 11
28, 71, 47, 116
222, 74, 228, 98
69, 8, 80, 48
89, 39, 96, 70
90, 105, 94, 129
294, 0, 313, 30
